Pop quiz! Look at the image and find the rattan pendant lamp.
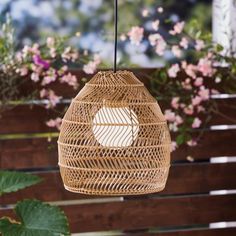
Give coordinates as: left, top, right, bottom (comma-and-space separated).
58, 0, 171, 195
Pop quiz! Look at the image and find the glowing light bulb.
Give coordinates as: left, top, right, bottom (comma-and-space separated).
92, 106, 139, 147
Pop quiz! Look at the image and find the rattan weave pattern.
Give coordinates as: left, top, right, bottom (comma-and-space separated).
58, 70, 171, 195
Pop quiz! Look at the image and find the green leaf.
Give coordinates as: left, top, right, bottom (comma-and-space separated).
176, 134, 185, 145
216, 44, 224, 52
0, 200, 70, 236
0, 171, 42, 195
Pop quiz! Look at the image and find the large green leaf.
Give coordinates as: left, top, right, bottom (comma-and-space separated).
0, 200, 70, 236
0, 171, 42, 195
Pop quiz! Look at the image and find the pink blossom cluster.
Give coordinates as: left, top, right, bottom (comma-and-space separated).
46, 117, 62, 130
165, 58, 218, 148
125, 7, 218, 148
16, 38, 80, 90
127, 26, 144, 46
83, 54, 101, 74
40, 89, 62, 109
148, 33, 167, 56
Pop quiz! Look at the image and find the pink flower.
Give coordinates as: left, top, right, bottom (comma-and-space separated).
197, 58, 214, 77
31, 72, 40, 82
41, 69, 57, 86
171, 97, 180, 109
211, 89, 219, 95
40, 89, 61, 108
47, 90, 61, 108
46, 117, 62, 130
192, 117, 202, 128
195, 39, 205, 51
197, 105, 205, 113
33, 55, 50, 69
169, 21, 185, 35
22, 44, 40, 57
83, 54, 101, 74
83, 61, 97, 74
128, 26, 144, 45
175, 115, 183, 125
164, 109, 176, 122
198, 87, 210, 101
194, 77, 203, 87
40, 89, 47, 98
184, 105, 194, 115
172, 45, 182, 58
61, 73, 78, 89
180, 37, 188, 49
148, 34, 167, 56
182, 62, 197, 78
62, 47, 79, 62
192, 96, 202, 106
156, 41, 167, 55
187, 139, 197, 147
16, 67, 28, 76
42, 76, 56, 86
171, 141, 177, 151
168, 64, 180, 78
31, 64, 43, 74
152, 20, 159, 31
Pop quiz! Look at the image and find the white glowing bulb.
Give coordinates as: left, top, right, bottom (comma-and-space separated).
92, 106, 139, 147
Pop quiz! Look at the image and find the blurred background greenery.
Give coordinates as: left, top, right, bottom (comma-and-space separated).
0, 0, 212, 67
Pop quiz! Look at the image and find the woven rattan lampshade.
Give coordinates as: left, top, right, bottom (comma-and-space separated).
58, 70, 171, 195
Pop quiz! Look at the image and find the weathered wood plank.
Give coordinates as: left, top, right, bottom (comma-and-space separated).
172, 129, 236, 161
0, 138, 58, 169
0, 105, 64, 134
0, 98, 235, 134
1, 129, 236, 170
1, 194, 236, 233
128, 228, 236, 236
1, 163, 236, 204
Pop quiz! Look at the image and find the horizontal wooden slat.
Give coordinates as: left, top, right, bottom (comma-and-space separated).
1, 162, 236, 204
0, 138, 58, 169
129, 228, 236, 236
0, 105, 63, 134
1, 129, 236, 170
1, 194, 236, 233
1, 98, 235, 134
208, 98, 236, 126
172, 129, 236, 161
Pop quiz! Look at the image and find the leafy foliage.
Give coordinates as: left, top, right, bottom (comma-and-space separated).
0, 171, 42, 196
0, 200, 70, 236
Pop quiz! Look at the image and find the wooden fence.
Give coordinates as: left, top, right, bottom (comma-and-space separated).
0, 69, 236, 235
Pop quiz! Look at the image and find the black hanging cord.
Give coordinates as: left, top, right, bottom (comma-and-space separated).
113, 0, 118, 73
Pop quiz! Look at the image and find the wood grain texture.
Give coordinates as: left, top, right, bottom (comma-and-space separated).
1, 163, 236, 204
127, 228, 236, 236
0, 138, 57, 169
1, 129, 236, 170
1, 98, 235, 134
172, 129, 236, 161
1, 194, 236, 233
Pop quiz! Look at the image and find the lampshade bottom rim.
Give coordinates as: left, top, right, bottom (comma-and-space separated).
64, 184, 166, 196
